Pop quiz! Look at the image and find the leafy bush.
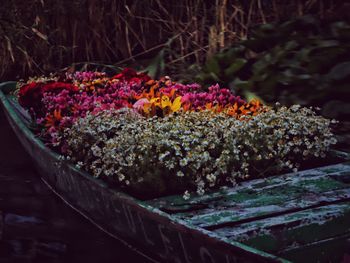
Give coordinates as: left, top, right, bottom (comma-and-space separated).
196, 16, 350, 121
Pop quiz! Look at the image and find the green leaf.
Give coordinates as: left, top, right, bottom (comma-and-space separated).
224, 59, 247, 76
242, 90, 265, 104
208, 72, 220, 82
205, 57, 220, 76
143, 49, 165, 79
232, 78, 253, 90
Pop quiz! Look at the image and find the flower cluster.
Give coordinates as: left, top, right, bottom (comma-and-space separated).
17, 68, 337, 199
18, 68, 260, 150
18, 81, 78, 117
63, 105, 336, 199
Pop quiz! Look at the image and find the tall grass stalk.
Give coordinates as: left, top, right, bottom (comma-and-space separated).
0, 0, 340, 79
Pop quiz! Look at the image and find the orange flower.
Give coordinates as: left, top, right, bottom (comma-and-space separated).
134, 86, 156, 100
226, 103, 238, 117
45, 109, 62, 128
222, 99, 265, 119
183, 102, 191, 112
205, 103, 212, 110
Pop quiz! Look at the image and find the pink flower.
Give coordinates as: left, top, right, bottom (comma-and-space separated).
133, 98, 150, 112
181, 94, 191, 104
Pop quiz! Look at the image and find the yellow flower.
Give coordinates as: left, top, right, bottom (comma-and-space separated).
143, 103, 155, 116
160, 95, 182, 113
171, 96, 182, 112
142, 95, 182, 117
161, 96, 171, 108
150, 97, 160, 106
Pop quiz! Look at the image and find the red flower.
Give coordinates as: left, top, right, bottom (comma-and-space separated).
111, 68, 151, 83
18, 82, 44, 111
42, 82, 78, 93
18, 82, 78, 117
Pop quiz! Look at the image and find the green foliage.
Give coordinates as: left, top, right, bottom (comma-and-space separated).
195, 16, 350, 120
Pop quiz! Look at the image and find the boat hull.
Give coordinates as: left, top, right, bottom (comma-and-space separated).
0, 82, 288, 262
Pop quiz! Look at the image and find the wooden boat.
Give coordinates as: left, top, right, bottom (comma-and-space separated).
1, 81, 350, 263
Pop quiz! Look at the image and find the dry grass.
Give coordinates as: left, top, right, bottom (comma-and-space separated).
0, 0, 341, 80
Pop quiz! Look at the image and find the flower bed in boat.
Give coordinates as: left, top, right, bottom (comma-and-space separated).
16, 69, 337, 199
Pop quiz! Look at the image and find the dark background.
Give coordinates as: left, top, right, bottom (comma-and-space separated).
1, 0, 347, 81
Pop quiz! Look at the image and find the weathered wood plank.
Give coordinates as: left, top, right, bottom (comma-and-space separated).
144, 164, 350, 230
277, 232, 350, 263
212, 203, 350, 263
146, 163, 350, 213
213, 203, 350, 251
180, 187, 350, 229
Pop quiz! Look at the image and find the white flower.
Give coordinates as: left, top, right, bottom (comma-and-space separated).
176, 171, 184, 177
62, 105, 336, 199
183, 190, 190, 200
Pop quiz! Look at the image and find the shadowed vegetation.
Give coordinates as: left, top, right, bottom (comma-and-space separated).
0, 0, 345, 80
